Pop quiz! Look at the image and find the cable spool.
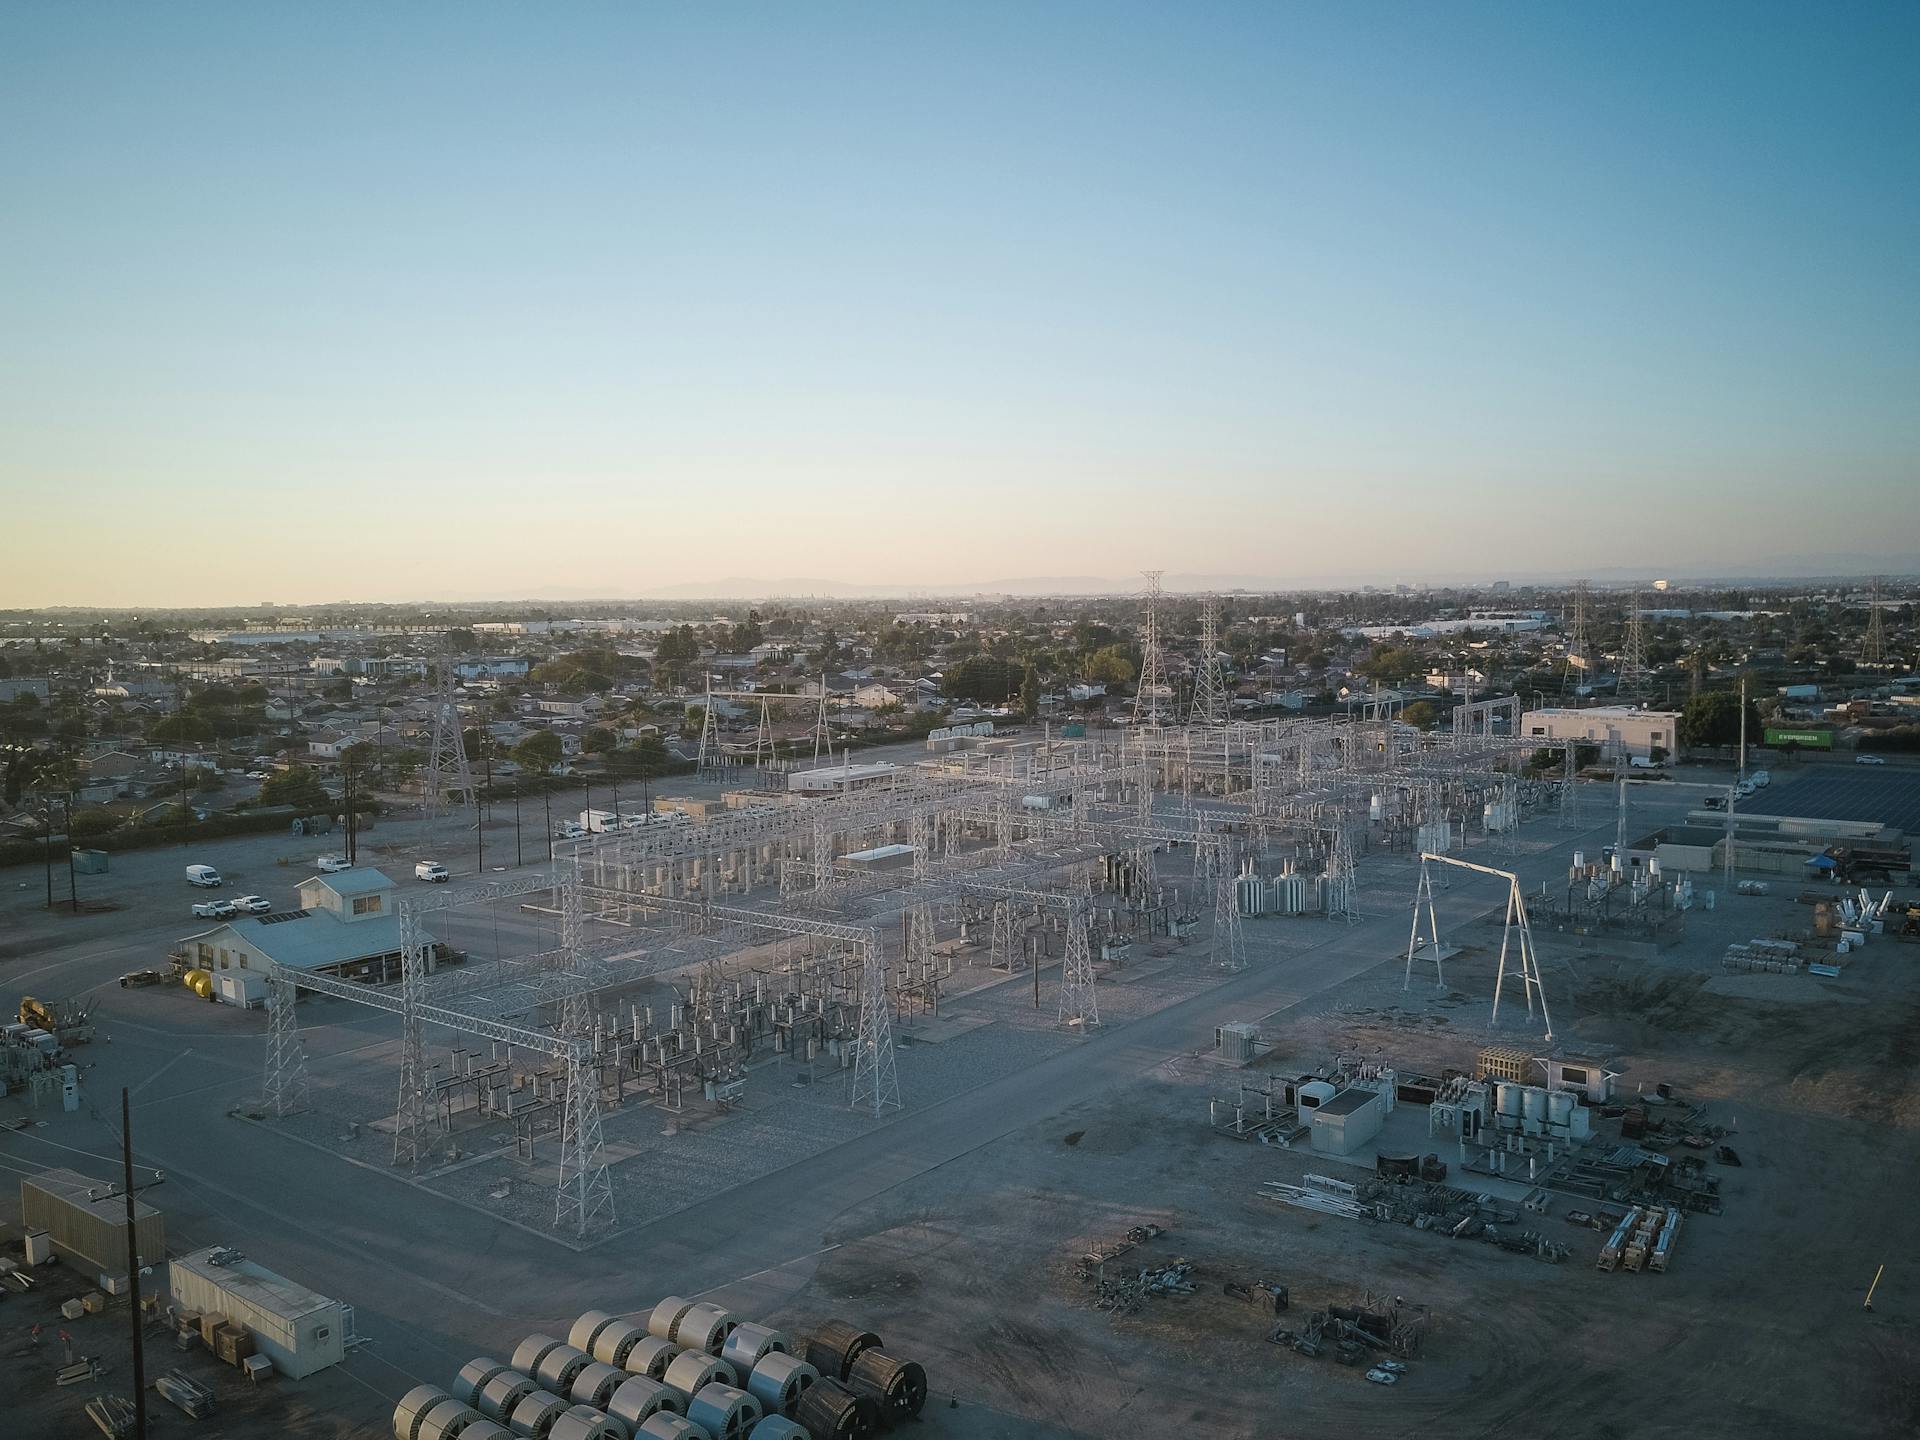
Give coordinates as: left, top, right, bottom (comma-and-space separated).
395, 1384, 451, 1440
745, 1420, 809, 1440
419, 1399, 486, 1440
637, 1417, 712, 1440
549, 1404, 625, 1440
461, 1424, 514, 1440
608, 1375, 685, 1430
647, 1297, 696, 1342
569, 1311, 619, 1354
478, 1372, 539, 1423
793, 1378, 878, 1440
663, 1350, 736, 1402
845, 1351, 927, 1427
507, 1389, 569, 1440
513, 1336, 567, 1379
673, 1302, 739, 1356
622, 1337, 678, 1381
535, 1344, 594, 1393
802, 1322, 881, 1383
591, 1320, 651, 1368
745, 1353, 818, 1417
570, 1361, 626, 1409
687, 1382, 763, 1440
455, 1361, 513, 1408
720, 1324, 788, 1376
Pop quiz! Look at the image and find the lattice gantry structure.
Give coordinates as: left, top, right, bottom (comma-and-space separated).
1190, 595, 1229, 727
422, 657, 477, 834
1134, 571, 1173, 728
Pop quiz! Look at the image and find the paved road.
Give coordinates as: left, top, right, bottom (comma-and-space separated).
0, 788, 1683, 1425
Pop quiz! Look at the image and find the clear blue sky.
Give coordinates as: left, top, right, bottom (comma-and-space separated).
2, 2, 1915, 604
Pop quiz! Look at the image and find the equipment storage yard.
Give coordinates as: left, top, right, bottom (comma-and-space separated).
4, 693, 1920, 1437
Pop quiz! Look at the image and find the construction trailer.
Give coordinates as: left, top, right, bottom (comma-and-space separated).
168, 1246, 349, 1379
20, 1166, 164, 1276
1309, 1088, 1388, 1157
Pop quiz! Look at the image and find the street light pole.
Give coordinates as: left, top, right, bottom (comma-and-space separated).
121, 1087, 148, 1440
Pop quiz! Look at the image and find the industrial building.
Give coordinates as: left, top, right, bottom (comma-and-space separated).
1521, 705, 1682, 761
20, 1166, 165, 1275
178, 868, 437, 1001
169, 1245, 352, 1378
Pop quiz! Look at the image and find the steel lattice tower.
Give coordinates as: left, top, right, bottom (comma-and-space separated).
1865, 577, 1887, 665
555, 1035, 615, 1235
1211, 843, 1248, 972
1562, 582, 1591, 691
422, 659, 476, 833
391, 906, 431, 1167
1190, 595, 1229, 726
1323, 825, 1360, 924
1057, 892, 1100, 1029
1618, 589, 1648, 699
1134, 571, 1171, 727
989, 899, 1015, 969
850, 934, 901, 1116
263, 973, 309, 1117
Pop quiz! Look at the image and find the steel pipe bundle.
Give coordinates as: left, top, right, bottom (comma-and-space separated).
686, 1382, 763, 1440
674, 1303, 738, 1356
845, 1351, 927, 1428
570, 1361, 628, 1409
477, 1372, 540, 1424
719, 1324, 788, 1376
802, 1322, 881, 1384
744, 1353, 817, 1417
793, 1378, 879, 1440
549, 1404, 625, 1440
508, 1390, 570, 1440
591, 1320, 652, 1369
608, 1375, 684, 1430
637, 1417, 711, 1440
397, 1385, 452, 1440
1256, 1181, 1373, 1221
535, 1344, 595, 1393
455, 1361, 513, 1408
663, 1350, 735, 1401
622, 1337, 678, 1381
570, 1312, 620, 1354
647, 1297, 696, 1342
514, 1336, 568, 1379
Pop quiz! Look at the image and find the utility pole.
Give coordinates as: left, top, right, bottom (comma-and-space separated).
121, 1088, 148, 1440
43, 800, 54, 910
1738, 675, 1748, 780
64, 793, 77, 913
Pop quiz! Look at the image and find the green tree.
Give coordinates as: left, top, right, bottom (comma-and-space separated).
1085, 646, 1135, 685
1400, 699, 1441, 731
259, 768, 331, 813
582, 727, 617, 754
513, 731, 564, 773
68, 807, 124, 839
1680, 690, 1762, 749
1019, 664, 1040, 721
150, 713, 215, 744
942, 655, 1021, 703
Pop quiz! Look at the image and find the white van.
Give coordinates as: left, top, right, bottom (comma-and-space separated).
186, 864, 223, 888
414, 861, 449, 883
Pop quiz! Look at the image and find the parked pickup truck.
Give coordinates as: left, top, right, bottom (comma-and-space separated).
190, 900, 236, 920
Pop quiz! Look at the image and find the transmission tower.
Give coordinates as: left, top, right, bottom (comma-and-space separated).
422, 659, 476, 833
262, 973, 309, 1117
850, 935, 901, 1115
1562, 581, 1590, 691
695, 674, 720, 772
1618, 589, 1648, 699
1133, 571, 1171, 727
555, 1036, 615, 1235
1211, 844, 1248, 972
391, 908, 432, 1168
1190, 595, 1229, 726
811, 675, 833, 762
1323, 825, 1360, 924
1057, 892, 1100, 1028
1865, 577, 1887, 665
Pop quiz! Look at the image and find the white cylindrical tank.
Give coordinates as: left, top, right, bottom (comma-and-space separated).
1548, 1090, 1576, 1128
1572, 851, 1586, 870
1496, 1082, 1522, 1118
1647, 857, 1663, 878
1522, 1086, 1549, 1126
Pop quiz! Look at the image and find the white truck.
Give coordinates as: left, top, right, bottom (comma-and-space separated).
186, 864, 223, 888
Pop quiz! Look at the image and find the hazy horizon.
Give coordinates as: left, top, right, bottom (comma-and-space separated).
4, 3, 1917, 608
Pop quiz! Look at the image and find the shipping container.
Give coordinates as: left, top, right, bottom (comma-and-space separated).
20, 1167, 165, 1275
168, 1246, 347, 1379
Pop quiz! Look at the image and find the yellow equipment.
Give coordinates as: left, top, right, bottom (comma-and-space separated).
19, 996, 59, 1032
183, 969, 215, 1000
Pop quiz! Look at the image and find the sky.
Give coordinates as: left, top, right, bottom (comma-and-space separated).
1, 2, 1916, 607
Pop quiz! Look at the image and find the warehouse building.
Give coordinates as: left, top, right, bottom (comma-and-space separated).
169, 1245, 351, 1378
1521, 705, 1682, 761
20, 1166, 165, 1275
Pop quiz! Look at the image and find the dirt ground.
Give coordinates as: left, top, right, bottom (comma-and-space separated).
755, 890, 1920, 1440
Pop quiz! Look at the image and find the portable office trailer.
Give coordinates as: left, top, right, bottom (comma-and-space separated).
168, 1245, 347, 1378
20, 1166, 165, 1274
